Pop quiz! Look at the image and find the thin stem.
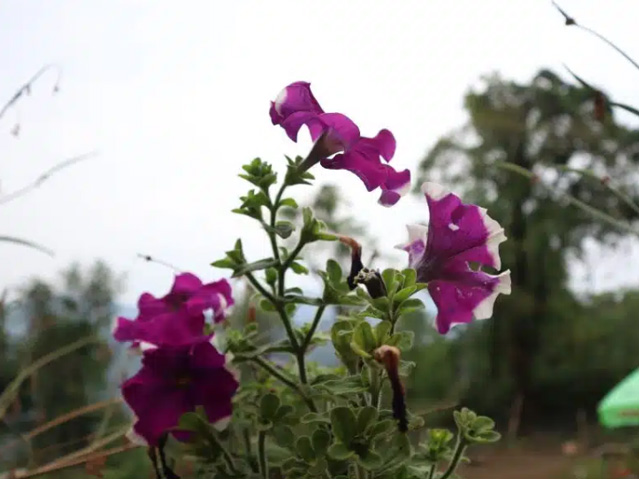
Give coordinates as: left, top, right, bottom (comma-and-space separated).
302, 305, 326, 350
217, 438, 239, 474
243, 428, 259, 473
555, 165, 639, 217
496, 162, 639, 236
248, 356, 316, 411
244, 272, 277, 305
426, 464, 436, 479
258, 430, 268, 479
266, 183, 287, 263
439, 436, 467, 479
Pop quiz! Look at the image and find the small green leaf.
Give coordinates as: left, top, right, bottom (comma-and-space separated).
357, 449, 383, 470
396, 298, 425, 316
368, 420, 395, 437
401, 269, 417, 288
260, 393, 280, 420
330, 407, 357, 444
232, 257, 280, 278
326, 259, 342, 283
259, 298, 277, 312
274, 221, 295, 239
475, 430, 501, 443
472, 416, 495, 433
374, 321, 392, 344
357, 407, 379, 433
280, 197, 298, 208
290, 261, 309, 275
301, 412, 331, 424
393, 286, 417, 304
296, 436, 315, 462
382, 268, 400, 296
351, 321, 376, 357
327, 443, 354, 461
386, 331, 414, 351
273, 425, 295, 448
312, 428, 331, 456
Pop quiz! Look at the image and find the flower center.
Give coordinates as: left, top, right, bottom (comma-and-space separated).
176, 375, 191, 387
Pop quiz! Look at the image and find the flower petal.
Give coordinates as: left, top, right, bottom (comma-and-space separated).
420, 182, 506, 269
171, 273, 203, 296
428, 268, 511, 334
378, 167, 411, 207
186, 279, 234, 322
271, 81, 323, 123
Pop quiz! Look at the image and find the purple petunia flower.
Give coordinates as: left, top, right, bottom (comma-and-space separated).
122, 339, 239, 446
113, 273, 233, 347
270, 81, 411, 206
399, 182, 511, 334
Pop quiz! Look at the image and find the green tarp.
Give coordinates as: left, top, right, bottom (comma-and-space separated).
599, 368, 639, 428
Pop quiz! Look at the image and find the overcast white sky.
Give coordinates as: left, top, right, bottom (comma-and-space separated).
1, 1, 638, 303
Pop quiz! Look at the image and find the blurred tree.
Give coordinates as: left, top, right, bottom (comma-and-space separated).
415, 69, 639, 431
14, 261, 122, 464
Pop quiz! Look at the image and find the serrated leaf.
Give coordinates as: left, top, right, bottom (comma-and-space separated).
330, 407, 357, 444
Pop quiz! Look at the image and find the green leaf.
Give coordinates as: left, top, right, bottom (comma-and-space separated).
275, 221, 295, 239
351, 321, 376, 357
260, 393, 280, 420
232, 257, 280, 278
327, 443, 354, 461
401, 268, 417, 288
386, 331, 414, 351
396, 298, 425, 316
259, 298, 276, 312
321, 376, 369, 395
290, 261, 309, 275
475, 430, 501, 443
374, 321, 392, 344
382, 268, 400, 296
273, 425, 295, 448
357, 407, 379, 433
357, 449, 383, 470
330, 406, 357, 444
265, 267, 278, 285
393, 286, 417, 304
312, 428, 331, 456
296, 436, 315, 462
368, 420, 395, 438
301, 412, 331, 424
326, 259, 342, 283
274, 404, 295, 420
280, 197, 298, 208
472, 416, 495, 433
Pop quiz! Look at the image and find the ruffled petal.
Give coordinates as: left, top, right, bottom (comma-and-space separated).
271, 81, 324, 123
428, 268, 511, 334
378, 167, 411, 207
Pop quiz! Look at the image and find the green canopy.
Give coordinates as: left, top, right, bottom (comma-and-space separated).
599, 368, 639, 428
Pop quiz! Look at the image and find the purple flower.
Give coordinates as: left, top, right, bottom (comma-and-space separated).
270, 82, 411, 206
113, 273, 233, 347
122, 339, 239, 446
399, 182, 511, 334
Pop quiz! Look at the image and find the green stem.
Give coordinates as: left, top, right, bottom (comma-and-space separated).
243, 428, 258, 473
258, 431, 268, 479
245, 272, 276, 304
556, 164, 639, 217
267, 184, 287, 263
249, 356, 316, 412
370, 367, 382, 409
426, 464, 436, 479
439, 436, 467, 479
496, 162, 639, 236
302, 305, 326, 350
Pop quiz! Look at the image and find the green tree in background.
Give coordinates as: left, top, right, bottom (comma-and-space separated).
415, 69, 639, 432
4, 261, 123, 466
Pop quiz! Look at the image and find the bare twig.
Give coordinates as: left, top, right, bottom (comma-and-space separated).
0, 64, 62, 122
0, 151, 97, 206
0, 236, 53, 256
552, 2, 639, 71
137, 253, 181, 272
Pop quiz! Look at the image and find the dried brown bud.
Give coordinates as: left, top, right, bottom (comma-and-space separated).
374, 345, 408, 432
594, 91, 606, 122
